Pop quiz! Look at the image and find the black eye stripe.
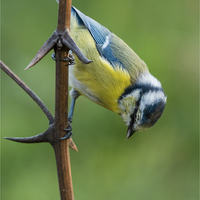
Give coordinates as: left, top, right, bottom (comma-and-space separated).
130, 91, 142, 125
129, 108, 138, 128
118, 83, 164, 102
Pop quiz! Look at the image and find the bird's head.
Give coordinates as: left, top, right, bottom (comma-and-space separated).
118, 73, 167, 139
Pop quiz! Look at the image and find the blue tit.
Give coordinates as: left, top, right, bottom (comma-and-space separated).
68, 6, 167, 139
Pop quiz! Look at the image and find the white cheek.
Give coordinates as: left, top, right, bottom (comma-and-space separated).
118, 102, 126, 112
121, 113, 131, 126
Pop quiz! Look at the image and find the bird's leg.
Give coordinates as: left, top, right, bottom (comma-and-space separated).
60, 89, 80, 140
68, 88, 80, 124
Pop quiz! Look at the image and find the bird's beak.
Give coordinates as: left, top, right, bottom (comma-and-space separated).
126, 125, 136, 139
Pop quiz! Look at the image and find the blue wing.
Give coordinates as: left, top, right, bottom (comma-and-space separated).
71, 6, 124, 68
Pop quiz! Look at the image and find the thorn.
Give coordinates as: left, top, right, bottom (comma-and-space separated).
4, 134, 48, 143
69, 138, 78, 152
25, 28, 92, 70
4, 124, 54, 144
25, 31, 58, 70
62, 29, 93, 64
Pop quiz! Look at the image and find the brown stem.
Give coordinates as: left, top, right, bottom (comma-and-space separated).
2, 0, 80, 199
53, 0, 75, 199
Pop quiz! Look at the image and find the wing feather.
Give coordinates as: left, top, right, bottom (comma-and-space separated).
71, 6, 148, 81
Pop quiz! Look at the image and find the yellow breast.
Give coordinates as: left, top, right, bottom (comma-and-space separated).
74, 58, 131, 113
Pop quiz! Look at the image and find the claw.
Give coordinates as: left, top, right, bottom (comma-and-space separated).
60, 124, 73, 140
51, 53, 56, 61
64, 127, 72, 132
60, 131, 73, 140
51, 53, 75, 65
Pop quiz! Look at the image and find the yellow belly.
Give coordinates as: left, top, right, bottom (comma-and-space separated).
72, 57, 131, 113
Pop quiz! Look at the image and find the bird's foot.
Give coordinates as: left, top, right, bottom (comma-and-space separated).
60, 123, 73, 140
51, 53, 75, 65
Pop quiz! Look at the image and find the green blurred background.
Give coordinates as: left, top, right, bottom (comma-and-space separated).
1, 0, 198, 199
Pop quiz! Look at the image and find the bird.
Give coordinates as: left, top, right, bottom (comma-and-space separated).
63, 6, 167, 139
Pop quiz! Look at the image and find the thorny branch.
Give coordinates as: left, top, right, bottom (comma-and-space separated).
0, 60, 77, 150
1, 0, 91, 199
0, 60, 54, 124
